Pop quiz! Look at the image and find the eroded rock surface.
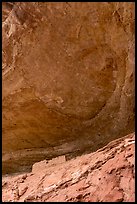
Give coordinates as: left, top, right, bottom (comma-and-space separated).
2, 133, 135, 202
2, 2, 135, 173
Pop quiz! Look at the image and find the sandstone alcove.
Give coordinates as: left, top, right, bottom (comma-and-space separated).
2, 2, 135, 174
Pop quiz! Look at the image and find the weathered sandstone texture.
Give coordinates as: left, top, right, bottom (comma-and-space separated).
2, 2, 135, 173
2, 133, 135, 202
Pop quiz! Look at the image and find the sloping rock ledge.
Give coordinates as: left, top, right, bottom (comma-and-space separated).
2, 133, 135, 202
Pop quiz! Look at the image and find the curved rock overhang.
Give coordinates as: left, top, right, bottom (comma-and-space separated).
2, 2, 135, 174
